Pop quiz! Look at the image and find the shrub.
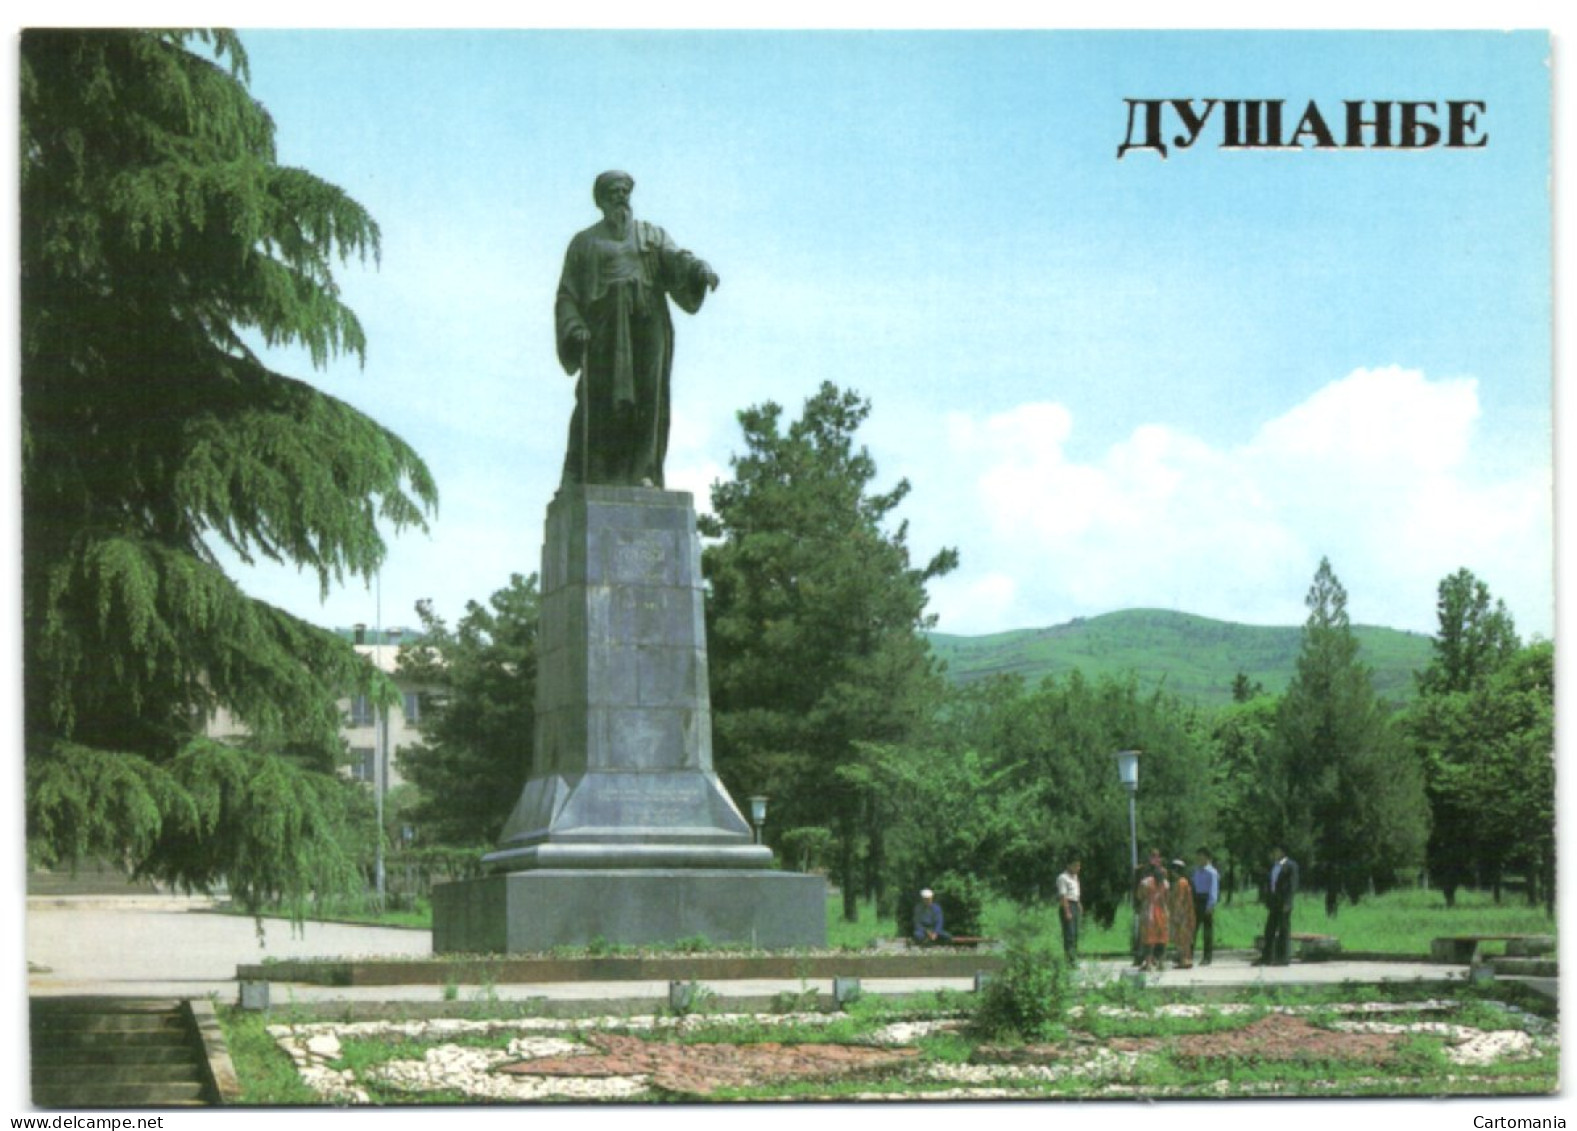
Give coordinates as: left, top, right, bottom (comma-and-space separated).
973, 934, 1070, 1041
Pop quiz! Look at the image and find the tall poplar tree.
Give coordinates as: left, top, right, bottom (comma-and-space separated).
1273, 558, 1428, 914
21, 30, 437, 912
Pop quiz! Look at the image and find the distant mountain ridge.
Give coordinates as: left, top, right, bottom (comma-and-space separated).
926, 608, 1434, 708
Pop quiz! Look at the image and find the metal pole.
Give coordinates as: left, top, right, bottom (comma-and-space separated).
1128, 787, 1139, 964
375, 572, 385, 908
1128, 791, 1138, 872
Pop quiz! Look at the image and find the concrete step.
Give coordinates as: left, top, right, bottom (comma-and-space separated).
44, 1063, 201, 1085
1491, 956, 1558, 977
30, 1081, 207, 1107
31, 996, 185, 1011
1505, 936, 1556, 957
31, 1028, 193, 1051
33, 1012, 189, 1035
31, 1034, 197, 1066
30, 998, 215, 1109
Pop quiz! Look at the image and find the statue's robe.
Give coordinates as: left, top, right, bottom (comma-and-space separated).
555, 219, 711, 488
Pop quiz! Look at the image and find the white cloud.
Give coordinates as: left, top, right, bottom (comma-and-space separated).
929, 366, 1552, 638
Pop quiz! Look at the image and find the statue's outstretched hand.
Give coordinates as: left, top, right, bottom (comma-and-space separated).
698, 264, 721, 292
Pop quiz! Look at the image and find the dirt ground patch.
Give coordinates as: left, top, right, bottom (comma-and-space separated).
973, 1012, 1408, 1068
1170, 1012, 1404, 1064
975, 1033, 1146, 1063
501, 1033, 922, 1096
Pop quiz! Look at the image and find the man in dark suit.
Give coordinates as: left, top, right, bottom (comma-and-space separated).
1260, 845, 1299, 965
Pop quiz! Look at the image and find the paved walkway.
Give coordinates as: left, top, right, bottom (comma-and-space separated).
24, 896, 1490, 1006
26, 896, 431, 999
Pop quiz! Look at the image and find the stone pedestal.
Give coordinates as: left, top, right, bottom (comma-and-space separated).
434, 486, 826, 953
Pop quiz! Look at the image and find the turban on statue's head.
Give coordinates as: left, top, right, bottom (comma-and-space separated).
594, 170, 635, 205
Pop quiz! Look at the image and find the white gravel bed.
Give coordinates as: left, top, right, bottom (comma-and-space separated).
267, 996, 1549, 1103
1327, 1019, 1546, 1065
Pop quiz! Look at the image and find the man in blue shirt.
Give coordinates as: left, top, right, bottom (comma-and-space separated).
912, 888, 952, 945
1191, 847, 1220, 966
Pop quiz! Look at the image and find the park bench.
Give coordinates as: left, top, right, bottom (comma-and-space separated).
1429, 934, 1555, 964
905, 935, 995, 950
1253, 932, 1342, 961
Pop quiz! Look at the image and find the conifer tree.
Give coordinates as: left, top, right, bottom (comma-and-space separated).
700, 383, 958, 921
1273, 558, 1428, 914
21, 30, 437, 912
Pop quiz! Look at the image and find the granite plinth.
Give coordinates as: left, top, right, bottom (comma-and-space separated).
433, 485, 825, 952
488, 486, 760, 868
433, 869, 827, 953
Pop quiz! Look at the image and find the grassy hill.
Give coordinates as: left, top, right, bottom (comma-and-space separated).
927, 608, 1434, 709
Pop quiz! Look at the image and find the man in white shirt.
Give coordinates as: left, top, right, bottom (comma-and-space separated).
1056, 857, 1082, 962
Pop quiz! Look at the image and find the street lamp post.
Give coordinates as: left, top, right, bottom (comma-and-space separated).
748, 795, 769, 846
373, 576, 385, 909
1115, 750, 1142, 965
1114, 750, 1141, 871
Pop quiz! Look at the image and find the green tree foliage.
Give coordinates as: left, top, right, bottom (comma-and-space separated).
852, 672, 1214, 931
1206, 692, 1280, 900
854, 740, 1011, 937
396, 575, 540, 848
1273, 559, 1428, 915
936, 673, 1214, 927
1416, 568, 1520, 697
1408, 570, 1553, 911
699, 383, 958, 921
1230, 671, 1266, 703
21, 30, 436, 912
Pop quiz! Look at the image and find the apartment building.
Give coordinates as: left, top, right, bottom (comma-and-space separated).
204, 628, 430, 791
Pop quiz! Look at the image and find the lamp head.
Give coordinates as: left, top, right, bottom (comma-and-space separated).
1114, 749, 1141, 789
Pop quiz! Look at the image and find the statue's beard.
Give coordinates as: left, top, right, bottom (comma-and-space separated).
603, 204, 632, 236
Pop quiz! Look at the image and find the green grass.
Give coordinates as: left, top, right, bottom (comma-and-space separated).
236, 883, 1553, 958
965, 884, 1554, 957
235, 980, 1557, 1103
825, 894, 890, 948
216, 1005, 322, 1105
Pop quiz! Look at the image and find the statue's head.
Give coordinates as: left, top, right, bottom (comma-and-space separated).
593, 170, 635, 209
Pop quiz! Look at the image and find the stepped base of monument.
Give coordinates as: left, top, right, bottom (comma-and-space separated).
432, 869, 828, 954
483, 841, 774, 870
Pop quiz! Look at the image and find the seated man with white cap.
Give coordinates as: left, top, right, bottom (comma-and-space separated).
912, 887, 953, 945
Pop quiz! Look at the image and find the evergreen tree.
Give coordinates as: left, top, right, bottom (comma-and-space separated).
22, 30, 437, 913
1273, 558, 1428, 915
700, 383, 958, 921
395, 575, 540, 848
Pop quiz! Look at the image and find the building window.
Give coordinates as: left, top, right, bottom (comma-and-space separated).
349, 695, 374, 727
403, 691, 421, 724
351, 746, 376, 783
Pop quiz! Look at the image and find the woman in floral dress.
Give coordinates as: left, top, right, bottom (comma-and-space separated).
1168, 860, 1196, 969
1136, 864, 1170, 971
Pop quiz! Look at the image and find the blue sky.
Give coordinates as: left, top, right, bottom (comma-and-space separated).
0, 14, 1566, 1122
215, 29, 1553, 641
